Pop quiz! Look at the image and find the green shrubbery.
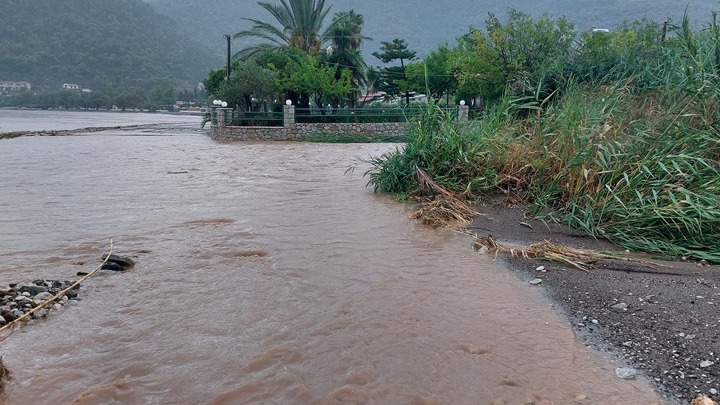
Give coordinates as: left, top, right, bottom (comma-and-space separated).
366, 11, 720, 262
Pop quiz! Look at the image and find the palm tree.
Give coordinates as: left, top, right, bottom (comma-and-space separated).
325, 10, 369, 106
234, 0, 334, 57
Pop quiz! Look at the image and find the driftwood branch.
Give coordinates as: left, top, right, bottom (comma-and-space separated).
474, 236, 718, 276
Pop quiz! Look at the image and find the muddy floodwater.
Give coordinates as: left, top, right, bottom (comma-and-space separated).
0, 113, 662, 404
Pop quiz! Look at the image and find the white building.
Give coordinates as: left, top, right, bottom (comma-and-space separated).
0, 81, 31, 93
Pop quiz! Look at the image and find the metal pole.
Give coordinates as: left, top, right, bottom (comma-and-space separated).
225, 34, 231, 81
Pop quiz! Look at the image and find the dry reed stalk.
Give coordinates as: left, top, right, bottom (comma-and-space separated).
415, 166, 454, 197
410, 196, 480, 229
0, 239, 114, 337
692, 395, 718, 405
410, 167, 481, 229
474, 236, 607, 270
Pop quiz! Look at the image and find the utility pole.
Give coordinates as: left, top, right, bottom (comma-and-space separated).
225, 34, 232, 81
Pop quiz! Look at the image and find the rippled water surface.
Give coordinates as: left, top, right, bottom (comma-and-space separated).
0, 112, 661, 404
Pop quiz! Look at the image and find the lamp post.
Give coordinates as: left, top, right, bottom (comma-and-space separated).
225, 34, 232, 81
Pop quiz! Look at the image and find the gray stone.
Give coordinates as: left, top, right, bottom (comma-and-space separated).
0, 315, 6, 325
102, 254, 135, 268
52, 303, 62, 311
529, 278, 543, 285
32, 299, 46, 307
101, 262, 123, 271
710, 388, 718, 395
32, 308, 48, 318
615, 367, 638, 380
34, 292, 53, 301
19, 285, 47, 295
700, 360, 714, 368
611, 302, 628, 311
14, 295, 31, 304
20, 291, 31, 297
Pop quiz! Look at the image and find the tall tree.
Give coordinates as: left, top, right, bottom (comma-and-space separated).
450, 9, 575, 106
325, 10, 369, 106
234, 0, 335, 57
371, 38, 416, 105
403, 44, 457, 103
275, 50, 354, 109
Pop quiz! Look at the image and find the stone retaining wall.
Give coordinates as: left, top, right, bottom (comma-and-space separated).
210, 122, 408, 141
209, 104, 468, 141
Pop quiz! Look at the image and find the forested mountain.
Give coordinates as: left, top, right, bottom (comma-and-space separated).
0, 0, 213, 91
145, 0, 719, 66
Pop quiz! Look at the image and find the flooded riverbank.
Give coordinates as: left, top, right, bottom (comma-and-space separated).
0, 113, 662, 404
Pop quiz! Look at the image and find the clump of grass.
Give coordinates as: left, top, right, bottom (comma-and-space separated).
363, 102, 509, 196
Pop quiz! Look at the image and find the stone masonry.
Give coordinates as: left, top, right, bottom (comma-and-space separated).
209, 105, 469, 141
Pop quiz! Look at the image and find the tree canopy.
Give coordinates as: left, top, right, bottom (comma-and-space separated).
234, 0, 335, 57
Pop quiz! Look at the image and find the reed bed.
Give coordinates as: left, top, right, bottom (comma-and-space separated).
365, 13, 720, 263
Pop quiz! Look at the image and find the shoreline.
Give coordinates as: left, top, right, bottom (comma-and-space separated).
0, 107, 204, 116
467, 200, 720, 404
0, 125, 149, 140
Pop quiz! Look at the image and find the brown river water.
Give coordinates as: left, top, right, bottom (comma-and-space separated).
0, 113, 662, 404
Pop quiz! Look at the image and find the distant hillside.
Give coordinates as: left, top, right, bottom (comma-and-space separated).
0, 0, 214, 91
145, 0, 719, 66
